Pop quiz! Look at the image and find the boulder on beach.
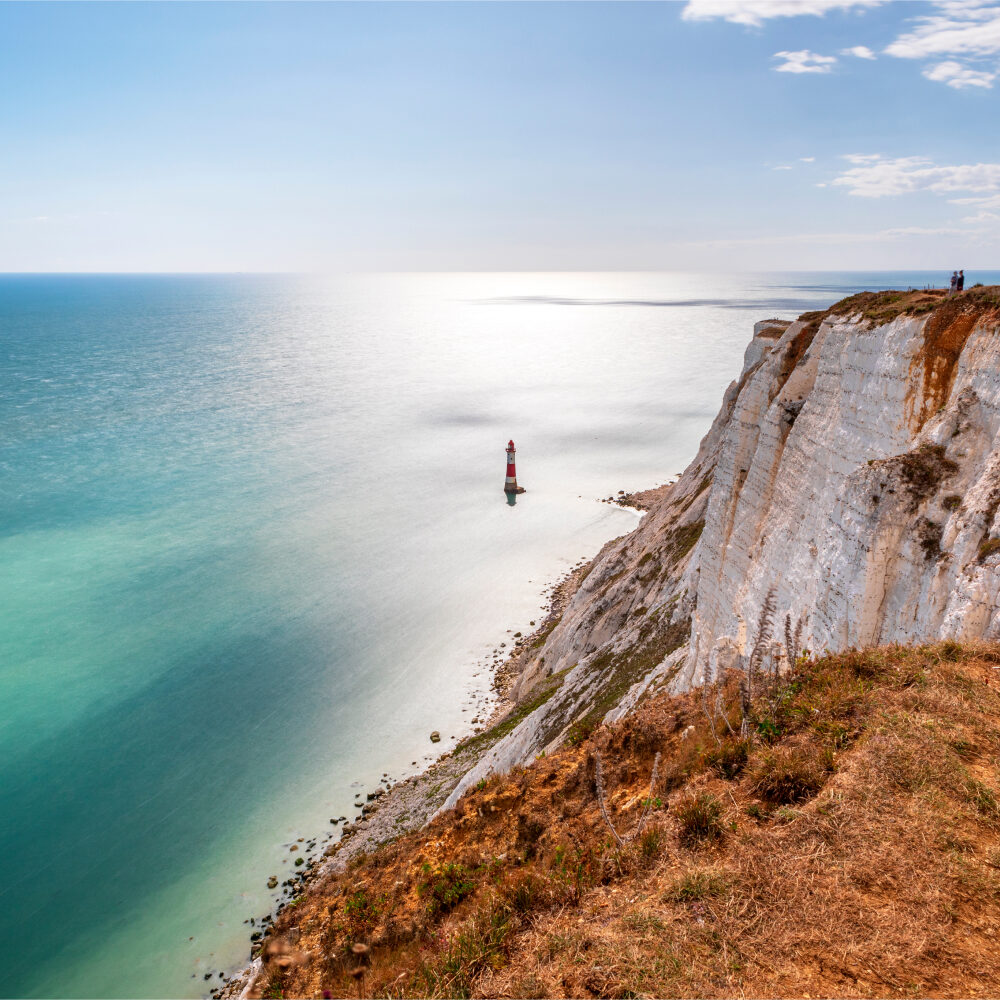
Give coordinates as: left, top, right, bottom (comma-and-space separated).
429, 731, 441, 743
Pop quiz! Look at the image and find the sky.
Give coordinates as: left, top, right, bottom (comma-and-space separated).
1, 0, 999, 272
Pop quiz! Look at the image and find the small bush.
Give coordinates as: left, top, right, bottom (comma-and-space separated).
418, 862, 476, 917
979, 538, 1000, 563
666, 870, 727, 902
342, 888, 384, 936
755, 717, 782, 743
937, 639, 964, 662
549, 844, 602, 903
705, 738, 750, 779
813, 720, 852, 750
942, 494, 962, 511
748, 747, 825, 804
639, 823, 667, 862
949, 738, 978, 760
675, 792, 724, 847
842, 648, 891, 680
434, 898, 514, 996
502, 872, 543, 914
965, 778, 1000, 820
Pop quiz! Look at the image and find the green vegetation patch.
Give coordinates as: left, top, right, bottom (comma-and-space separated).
418, 861, 476, 917
459, 669, 569, 756
565, 613, 690, 746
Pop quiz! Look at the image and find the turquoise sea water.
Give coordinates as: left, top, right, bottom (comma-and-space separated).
3, 271, 997, 999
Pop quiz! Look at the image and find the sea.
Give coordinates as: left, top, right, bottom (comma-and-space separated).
3, 271, 996, 999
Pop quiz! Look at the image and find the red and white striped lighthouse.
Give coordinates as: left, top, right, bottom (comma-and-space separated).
504, 439, 525, 494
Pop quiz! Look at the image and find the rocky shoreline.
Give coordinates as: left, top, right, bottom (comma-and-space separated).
213, 286, 1000, 997
215, 550, 620, 998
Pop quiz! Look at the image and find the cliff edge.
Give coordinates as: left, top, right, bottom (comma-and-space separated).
444, 285, 1000, 806
221, 287, 1000, 999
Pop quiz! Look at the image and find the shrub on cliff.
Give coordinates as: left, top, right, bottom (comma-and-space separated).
747, 745, 826, 804
675, 792, 724, 847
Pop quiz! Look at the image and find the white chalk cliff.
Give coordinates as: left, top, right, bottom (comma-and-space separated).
444, 289, 1000, 809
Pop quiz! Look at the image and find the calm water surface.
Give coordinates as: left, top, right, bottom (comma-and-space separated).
2, 271, 994, 998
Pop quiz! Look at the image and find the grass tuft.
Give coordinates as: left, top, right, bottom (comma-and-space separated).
675, 792, 724, 848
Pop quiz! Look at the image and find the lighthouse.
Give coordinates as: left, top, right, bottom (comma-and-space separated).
504, 440, 526, 495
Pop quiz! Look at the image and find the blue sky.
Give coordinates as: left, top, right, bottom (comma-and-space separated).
2, 0, 998, 271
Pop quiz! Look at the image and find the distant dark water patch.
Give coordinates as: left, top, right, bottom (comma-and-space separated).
474, 295, 817, 312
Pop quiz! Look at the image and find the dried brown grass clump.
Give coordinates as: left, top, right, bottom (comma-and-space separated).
241, 642, 1000, 1000
675, 792, 725, 847
747, 745, 827, 804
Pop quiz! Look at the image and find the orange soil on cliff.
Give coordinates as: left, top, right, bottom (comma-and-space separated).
248, 643, 1000, 999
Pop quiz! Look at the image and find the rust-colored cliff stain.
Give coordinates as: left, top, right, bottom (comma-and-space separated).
908, 307, 980, 431
767, 324, 818, 407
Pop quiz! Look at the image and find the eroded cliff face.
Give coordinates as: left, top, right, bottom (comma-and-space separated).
681, 289, 1000, 689
444, 288, 1000, 807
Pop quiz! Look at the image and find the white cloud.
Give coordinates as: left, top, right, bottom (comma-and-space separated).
831, 155, 1000, 197
884, 2, 1000, 89
684, 1, 1000, 89
885, 2, 1000, 59
951, 192, 1000, 208
773, 49, 838, 73
773, 164, 794, 170
681, 1, 884, 28
800, 156, 816, 162
963, 210, 1000, 223
843, 153, 883, 164
922, 59, 996, 87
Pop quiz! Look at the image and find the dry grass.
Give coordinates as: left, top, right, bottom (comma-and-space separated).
247, 642, 1000, 999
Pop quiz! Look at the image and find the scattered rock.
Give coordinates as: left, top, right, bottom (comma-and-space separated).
267, 876, 278, 889
430, 731, 441, 743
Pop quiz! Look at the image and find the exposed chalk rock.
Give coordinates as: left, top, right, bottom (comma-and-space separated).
441, 290, 1000, 810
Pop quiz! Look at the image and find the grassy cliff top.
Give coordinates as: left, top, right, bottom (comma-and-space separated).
248, 642, 1000, 999
797, 284, 1000, 333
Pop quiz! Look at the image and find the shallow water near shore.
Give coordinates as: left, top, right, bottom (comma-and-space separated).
3, 270, 996, 999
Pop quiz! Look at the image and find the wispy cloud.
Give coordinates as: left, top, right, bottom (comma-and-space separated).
922, 59, 997, 87
962, 210, 1000, 223
773, 49, 837, 73
831, 154, 1000, 197
681, 0, 884, 28
885, 1, 1000, 88
840, 45, 877, 59
684, 0, 1000, 89
800, 156, 816, 162
885, 1, 1000, 59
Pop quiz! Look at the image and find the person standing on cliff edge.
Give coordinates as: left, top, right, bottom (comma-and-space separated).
949, 271, 958, 294
958, 270, 965, 292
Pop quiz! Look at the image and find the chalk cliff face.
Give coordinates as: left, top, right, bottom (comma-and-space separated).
444, 288, 1000, 808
